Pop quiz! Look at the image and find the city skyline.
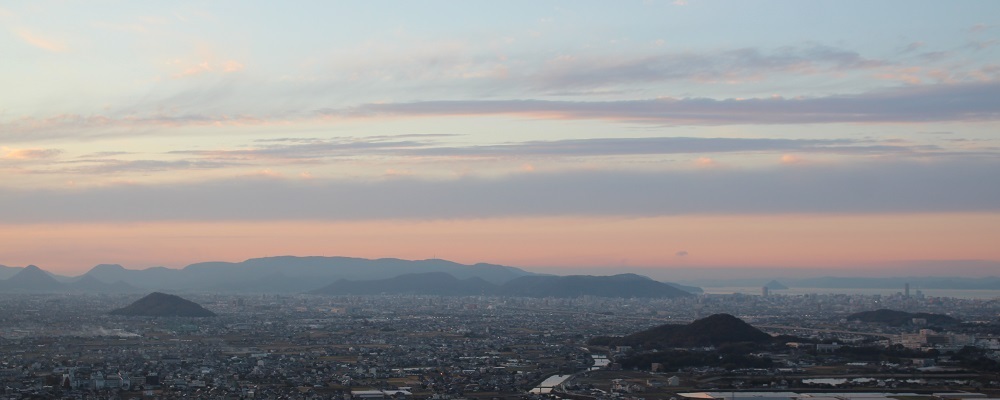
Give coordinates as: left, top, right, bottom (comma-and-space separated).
2, 1, 999, 275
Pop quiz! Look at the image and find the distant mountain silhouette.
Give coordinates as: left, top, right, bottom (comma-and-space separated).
847, 309, 959, 327
69, 274, 114, 291
311, 272, 694, 298
0, 261, 700, 296
0, 265, 140, 293
67, 274, 140, 293
0, 265, 64, 292
86, 263, 129, 277
590, 313, 772, 347
665, 282, 704, 294
110, 292, 216, 317
81, 256, 535, 292
84, 264, 189, 290
311, 272, 496, 296
500, 273, 692, 298
0, 264, 21, 280
764, 280, 788, 290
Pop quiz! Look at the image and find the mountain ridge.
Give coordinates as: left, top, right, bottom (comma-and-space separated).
0, 258, 700, 295
500, 273, 692, 298
0, 265, 65, 292
312, 272, 496, 296
312, 272, 694, 298
85, 256, 535, 292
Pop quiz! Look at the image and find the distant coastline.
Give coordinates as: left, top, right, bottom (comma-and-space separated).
701, 286, 1000, 299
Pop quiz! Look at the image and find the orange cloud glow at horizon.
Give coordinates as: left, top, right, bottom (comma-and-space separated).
1, 212, 997, 276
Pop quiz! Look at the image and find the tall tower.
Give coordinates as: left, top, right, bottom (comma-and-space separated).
904, 283, 910, 298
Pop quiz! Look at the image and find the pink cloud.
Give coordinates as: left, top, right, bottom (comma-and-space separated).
2, 147, 62, 160
173, 61, 213, 78
970, 23, 992, 33
384, 168, 413, 177
14, 28, 67, 52
694, 157, 718, 167
171, 59, 245, 78
248, 169, 282, 178
780, 154, 803, 164
222, 60, 245, 73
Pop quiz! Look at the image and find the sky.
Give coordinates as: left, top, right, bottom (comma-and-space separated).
1, 1, 999, 277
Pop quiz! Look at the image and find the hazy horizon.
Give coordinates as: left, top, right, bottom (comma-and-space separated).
2, 2, 998, 276
4, 255, 999, 282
